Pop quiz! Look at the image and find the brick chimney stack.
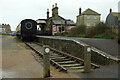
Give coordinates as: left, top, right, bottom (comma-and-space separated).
110, 8, 112, 13
79, 8, 81, 15
47, 9, 49, 19
52, 3, 58, 17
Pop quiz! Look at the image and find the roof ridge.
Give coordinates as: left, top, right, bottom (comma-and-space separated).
82, 8, 100, 15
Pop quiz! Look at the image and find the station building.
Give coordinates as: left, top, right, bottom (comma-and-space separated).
37, 3, 76, 35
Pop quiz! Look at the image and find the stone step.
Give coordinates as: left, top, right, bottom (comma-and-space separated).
51, 54, 62, 57
66, 66, 84, 70
51, 57, 66, 60
62, 64, 82, 67
57, 61, 75, 64
54, 58, 70, 62
50, 55, 62, 58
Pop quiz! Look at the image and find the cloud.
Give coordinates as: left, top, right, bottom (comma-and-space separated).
0, 0, 119, 31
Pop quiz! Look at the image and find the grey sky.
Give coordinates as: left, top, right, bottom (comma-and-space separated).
0, 0, 119, 31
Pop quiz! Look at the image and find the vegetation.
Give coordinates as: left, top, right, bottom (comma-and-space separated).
55, 22, 118, 40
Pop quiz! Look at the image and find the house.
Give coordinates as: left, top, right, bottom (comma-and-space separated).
0, 24, 11, 34
106, 8, 120, 34
36, 3, 76, 35
106, 8, 120, 26
76, 8, 101, 27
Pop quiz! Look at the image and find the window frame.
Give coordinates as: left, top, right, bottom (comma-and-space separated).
87, 16, 90, 20
86, 23, 90, 27
94, 16, 97, 19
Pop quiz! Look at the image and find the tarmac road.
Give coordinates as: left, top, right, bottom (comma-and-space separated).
70, 37, 120, 59
43, 36, 120, 59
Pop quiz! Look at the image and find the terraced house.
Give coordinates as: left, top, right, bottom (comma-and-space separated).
0, 24, 11, 34
106, 8, 120, 34
76, 8, 101, 27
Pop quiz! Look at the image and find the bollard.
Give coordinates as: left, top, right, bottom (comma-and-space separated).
84, 45, 91, 73
43, 45, 50, 78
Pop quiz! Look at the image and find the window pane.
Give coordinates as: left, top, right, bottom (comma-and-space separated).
94, 23, 96, 26
86, 23, 90, 26
94, 16, 97, 19
87, 16, 90, 19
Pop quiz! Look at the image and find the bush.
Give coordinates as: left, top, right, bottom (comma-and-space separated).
68, 25, 86, 36
86, 22, 108, 37
55, 32, 68, 36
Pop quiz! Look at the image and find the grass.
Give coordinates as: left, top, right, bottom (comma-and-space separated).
0, 34, 11, 36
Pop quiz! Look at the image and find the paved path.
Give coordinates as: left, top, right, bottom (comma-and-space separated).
2, 35, 80, 78
2, 36, 43, 78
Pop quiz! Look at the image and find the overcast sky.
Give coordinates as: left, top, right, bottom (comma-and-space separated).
0, 0, 119, 31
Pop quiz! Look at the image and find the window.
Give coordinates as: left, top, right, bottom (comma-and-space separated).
94, 23, 96, 26
87, 16, 90, 19
59, 27, 62, 32
37, 25, 41, 31
62, 27, 64, 31
94, 16, 97, 19
118, 17, 120, 20
86, 23, 90, 27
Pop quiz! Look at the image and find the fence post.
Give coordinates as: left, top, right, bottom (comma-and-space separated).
84, 45, 91, 73
43, 45, 50, 78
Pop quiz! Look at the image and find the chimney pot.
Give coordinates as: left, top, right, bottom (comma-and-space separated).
79, 7, 81, 15
110, 8, 112, 13
52, 5, 54, 9
55, 3, 57, 7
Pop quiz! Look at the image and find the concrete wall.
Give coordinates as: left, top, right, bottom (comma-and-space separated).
37, 37, 118, 65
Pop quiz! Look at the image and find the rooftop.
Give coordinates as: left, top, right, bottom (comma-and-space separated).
82, 8, 100, 15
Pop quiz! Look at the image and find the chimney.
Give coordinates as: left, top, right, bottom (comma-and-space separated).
79, 8, 81, 15
55, 3, 57, 7
47, 9, 49, 19
52, 5, 54, 9
110, 8, 112, 13
52, 3, 58, 17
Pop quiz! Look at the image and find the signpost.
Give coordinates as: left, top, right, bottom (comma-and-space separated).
84, 45, 91, 73
43, 45, 50, 78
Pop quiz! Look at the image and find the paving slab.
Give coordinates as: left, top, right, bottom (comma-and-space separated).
1, 35, 80, 78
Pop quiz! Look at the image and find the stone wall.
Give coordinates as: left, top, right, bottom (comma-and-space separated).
37, 37, 118, 65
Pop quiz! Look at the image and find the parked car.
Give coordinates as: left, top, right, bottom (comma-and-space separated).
11, 31, 16, 36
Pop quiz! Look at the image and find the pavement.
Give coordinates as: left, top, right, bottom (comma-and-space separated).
1, 35, 80, 78
1, 35, 119, 79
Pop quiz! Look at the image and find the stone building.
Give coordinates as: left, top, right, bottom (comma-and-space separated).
106, 9, 120, 34
37, 3, 76, 35
0, 24, 11, 34
106, 8, 120, 26
76, 8, 101, 27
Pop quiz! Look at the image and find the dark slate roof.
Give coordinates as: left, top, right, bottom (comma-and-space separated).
48, 15, 65, 20
52, 20, 65, 25
66, 19, 76, 25
52, 19, 75, 25
82, 8, 100, 15
111, 12, 120, 21
111, 12, 120, 17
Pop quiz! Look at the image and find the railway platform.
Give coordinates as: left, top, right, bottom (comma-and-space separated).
1, 35, 119, 79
